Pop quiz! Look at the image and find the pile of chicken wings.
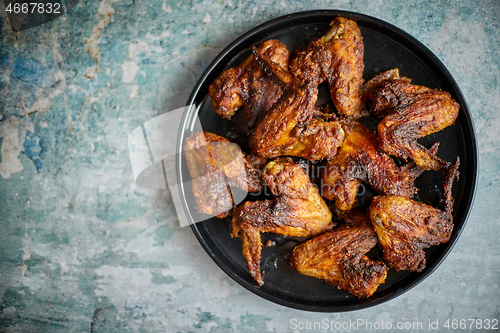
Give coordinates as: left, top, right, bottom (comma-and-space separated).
185, 17, 460, 298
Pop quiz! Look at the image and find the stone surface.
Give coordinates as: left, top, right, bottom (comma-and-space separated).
0, 0, 498, 332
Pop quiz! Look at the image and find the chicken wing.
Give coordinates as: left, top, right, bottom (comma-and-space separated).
231, 157, 333, 285
289, 17, 367, 119
321, 121, 425, 211
249, 84, 344, 160
208, 39, 290, 127
371, 79, 460, 171
290, 210, 388, 298
368, 158, 460, 271
184, 131, 267, 217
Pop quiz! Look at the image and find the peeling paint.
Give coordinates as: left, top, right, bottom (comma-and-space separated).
162, 0, 172, 13
203, 12, 211, 24
121, 61, 139, 83
0, 116, 33, 178
21, 252, 31, 261
17, 263, 28, 277
20, 71, 67, 116
84, 1, 116, 79
0, 117, 24, 178
130, 85, 139, 98
59, 262, 69, 275
128, 41, 151, 60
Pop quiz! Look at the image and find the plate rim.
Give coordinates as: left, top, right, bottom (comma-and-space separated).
177, 9, 478, 312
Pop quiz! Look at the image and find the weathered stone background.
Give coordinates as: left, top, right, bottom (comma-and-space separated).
0, 0, 498, 332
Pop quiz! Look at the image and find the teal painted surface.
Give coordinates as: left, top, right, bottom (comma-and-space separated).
0, 0, 498, 332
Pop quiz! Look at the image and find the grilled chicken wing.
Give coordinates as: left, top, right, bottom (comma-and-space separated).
290, 211, 388, 298
253, 17, 367, 119
231, 157, 333, 285
249, 84, 344, 160
368, 158, 460, 271
321, 121, 426, 211
370, 79, 460, 171
208, 39, 290, 127
184, 132, 267, 217
290, 17, 367, 119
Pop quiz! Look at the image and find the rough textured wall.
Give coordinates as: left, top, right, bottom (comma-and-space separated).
0, 0, 498, 332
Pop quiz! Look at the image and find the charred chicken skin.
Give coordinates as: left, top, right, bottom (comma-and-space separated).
290, 210, 388, 298
231, 157, 333, 285
184, 131, 267, 217
368, 158, 460, 271
369, 78, 460, 172
208, 39, 290, 127
249, 84, 345, 160
362, 68, 411, 104
322, 121, 425, 211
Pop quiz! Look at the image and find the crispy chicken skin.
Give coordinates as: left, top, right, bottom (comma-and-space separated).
184, 132, 267, 217
208, 39, 290, 127
290, 211, 388, 298
231, 157, 333, 285
368, 158, 460, 271
371, 80, 460, 171
322, 121, 425, 211
362, 68, 411, 104
249, 84, 344, 160
289, 17, 367, 119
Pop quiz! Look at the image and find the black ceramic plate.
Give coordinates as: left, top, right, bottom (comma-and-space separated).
177, 10, 477, 312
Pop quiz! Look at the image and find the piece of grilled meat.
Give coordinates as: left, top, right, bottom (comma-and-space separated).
289, 17, 367, 119
290, 210, 388, 298
321, 121, 426, 211
369, 78, 459, 172
368, 158, 460, 271
231, 157, 333, 285
249, 84, 344, 160
184, 131, 267, 217
208, 39, 290, 127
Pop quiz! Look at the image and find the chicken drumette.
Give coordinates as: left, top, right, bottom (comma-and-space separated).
290, 210, 388, 298
321, 121, 427, 211
184, 131, 267, 217
368, 73, 460, 171
231, 157, 333, 285
368, 158, 460, 271
208, 39, 290, 128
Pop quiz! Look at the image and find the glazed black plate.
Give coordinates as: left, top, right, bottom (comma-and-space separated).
176, 10, 477, 311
